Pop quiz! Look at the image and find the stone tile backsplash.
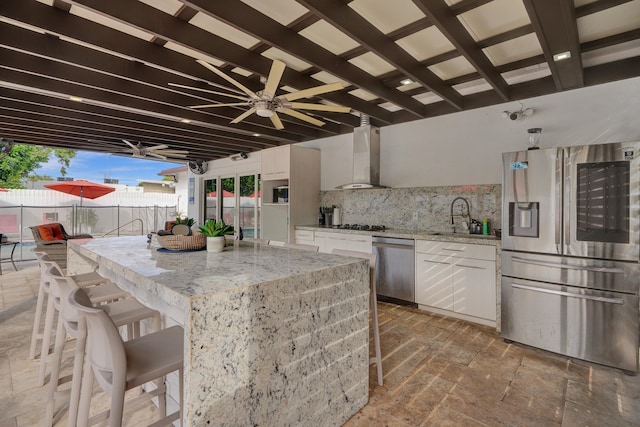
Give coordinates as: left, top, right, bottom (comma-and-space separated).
320, 184, 502, 232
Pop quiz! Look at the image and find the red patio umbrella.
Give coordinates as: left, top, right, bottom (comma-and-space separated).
44, 179, 115, 205
206, 190, 234, 197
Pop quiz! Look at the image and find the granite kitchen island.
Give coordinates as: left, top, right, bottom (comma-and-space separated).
66, 236, 370, 426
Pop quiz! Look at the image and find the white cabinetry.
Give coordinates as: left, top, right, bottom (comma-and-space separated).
415, 240, 496, 325
261, 145, 290, 180
261, 145, 319, 243
297, 230, 372, 254
294, 230, 315, 246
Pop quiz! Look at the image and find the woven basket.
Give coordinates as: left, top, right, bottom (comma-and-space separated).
156, 232, 206, 251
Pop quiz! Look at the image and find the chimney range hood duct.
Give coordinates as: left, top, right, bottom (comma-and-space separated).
337, 115, 384, 189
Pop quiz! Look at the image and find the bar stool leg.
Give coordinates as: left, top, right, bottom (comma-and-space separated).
370, 289, 383, 386
28, 281, 47, 359
67, 328, 87, 427
37, 294, 56, 386
76, 357, 93, 427
44, 315, 67, 426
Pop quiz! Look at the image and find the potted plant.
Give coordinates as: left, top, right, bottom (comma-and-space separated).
198, 219, 234, 253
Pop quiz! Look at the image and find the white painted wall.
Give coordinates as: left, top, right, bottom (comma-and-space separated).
301, 76, 640, 190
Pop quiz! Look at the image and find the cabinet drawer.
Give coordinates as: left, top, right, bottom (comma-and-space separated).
416, 239, 495, 261
294, 230, 314, 240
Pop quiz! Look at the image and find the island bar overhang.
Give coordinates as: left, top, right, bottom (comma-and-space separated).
67, 236, 370, 426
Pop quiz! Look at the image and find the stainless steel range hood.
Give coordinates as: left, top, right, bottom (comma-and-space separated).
337, 115, 383, 189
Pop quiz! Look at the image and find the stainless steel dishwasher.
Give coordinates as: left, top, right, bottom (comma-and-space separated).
372, 236, 416, 307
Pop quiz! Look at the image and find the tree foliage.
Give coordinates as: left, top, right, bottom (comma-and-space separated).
0, 144, 76, 188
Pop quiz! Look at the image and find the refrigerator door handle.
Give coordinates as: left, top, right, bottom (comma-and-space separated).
511, 284, 624, 305
555, 148, 563, 251
511, 256, 625, 274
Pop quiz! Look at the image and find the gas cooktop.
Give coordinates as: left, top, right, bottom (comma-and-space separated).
335, 224, 386, 231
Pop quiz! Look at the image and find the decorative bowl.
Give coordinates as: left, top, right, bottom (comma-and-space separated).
156, 232, 206, 251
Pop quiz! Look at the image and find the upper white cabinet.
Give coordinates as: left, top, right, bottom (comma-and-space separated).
261, 145, 291, 181
415, 240, 496, 325
261, 145, 320, 243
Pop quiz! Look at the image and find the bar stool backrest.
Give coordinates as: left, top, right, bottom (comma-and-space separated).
68, 288, 126, 395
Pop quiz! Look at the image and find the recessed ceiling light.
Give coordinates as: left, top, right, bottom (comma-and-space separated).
553, 51, 571, 62
69, 96, 83, 102
252, 133, 261, 137
400, 78, 413, 86
181, 118, 191, 123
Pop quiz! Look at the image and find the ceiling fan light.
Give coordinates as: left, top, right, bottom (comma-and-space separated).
256, 108, 274, 118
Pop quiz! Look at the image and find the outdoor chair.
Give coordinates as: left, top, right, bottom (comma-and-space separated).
29, 223, 93, 268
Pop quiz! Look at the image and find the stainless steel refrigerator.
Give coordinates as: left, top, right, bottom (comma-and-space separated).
501, 142, 640, 372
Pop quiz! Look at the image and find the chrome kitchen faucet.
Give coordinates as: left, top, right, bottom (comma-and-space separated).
450, 197, 471, 233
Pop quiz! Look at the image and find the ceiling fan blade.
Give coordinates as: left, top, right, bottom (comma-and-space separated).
197, 60, 259, 100
190, 102, 251, 109
263, 60, 286, 101
269, 113, 284, 130
145, 144, 169, 151
230, 108, 257, 124
280, 82, 345, 101
146, 152, 168, 160
289, 102, 351, 113
168, 83, 249, 101
280, 108, 325, 126
122, 139, 136, 149
154, 150, 189, 158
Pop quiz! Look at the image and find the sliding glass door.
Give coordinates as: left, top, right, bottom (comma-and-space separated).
203, 173, 261, 238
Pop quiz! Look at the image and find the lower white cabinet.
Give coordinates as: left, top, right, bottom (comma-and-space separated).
415, 240, 496, 323
296, 230, 372, 254
294, 230, 315, 246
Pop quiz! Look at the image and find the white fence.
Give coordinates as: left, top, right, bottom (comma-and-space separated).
0, 189, 179, 262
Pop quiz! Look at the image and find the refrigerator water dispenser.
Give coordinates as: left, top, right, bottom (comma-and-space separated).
509, 202, 539, 237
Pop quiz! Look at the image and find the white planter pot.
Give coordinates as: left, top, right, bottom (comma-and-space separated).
206, 236, 225, 253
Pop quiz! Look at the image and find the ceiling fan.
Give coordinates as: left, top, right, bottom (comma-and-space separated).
170, 59, 351, 129
120, 139, 188, 160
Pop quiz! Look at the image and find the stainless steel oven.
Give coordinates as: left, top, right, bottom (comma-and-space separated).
501, 141, 640, 372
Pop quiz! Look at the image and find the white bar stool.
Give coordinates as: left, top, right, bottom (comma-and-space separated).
29, 253, 115, 360
244, 238, 269, 244
69, 288, 184, 427
332, 249, 383, 386
283, 242, 320, 252
36, 262, 130, 387
44, 274, 161, 427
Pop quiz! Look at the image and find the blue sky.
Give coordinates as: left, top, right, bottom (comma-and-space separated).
34, 150, 182, 186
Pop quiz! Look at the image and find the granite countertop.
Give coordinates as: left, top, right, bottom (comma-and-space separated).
296, 225, 502, 246
68, 235, 366, 298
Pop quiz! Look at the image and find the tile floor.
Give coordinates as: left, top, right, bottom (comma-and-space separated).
1, 263, 639, 426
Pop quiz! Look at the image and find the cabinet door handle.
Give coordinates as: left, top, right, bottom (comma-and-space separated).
423, 259, 450, 265
442, 248, 464, 252
456, 264, 485, 270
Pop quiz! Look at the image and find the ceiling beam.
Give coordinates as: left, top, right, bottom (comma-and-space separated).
58, 0, 394, 125
180, 0, 429, 118
277, 0, 464, 111
0, 22, 334, 139
0, 105, 275, 156
523, 0, 583, 90
0, 88, 285, 148
412, 0, 510, 102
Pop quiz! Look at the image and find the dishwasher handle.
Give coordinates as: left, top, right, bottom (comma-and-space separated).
373, 242, 415, 250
